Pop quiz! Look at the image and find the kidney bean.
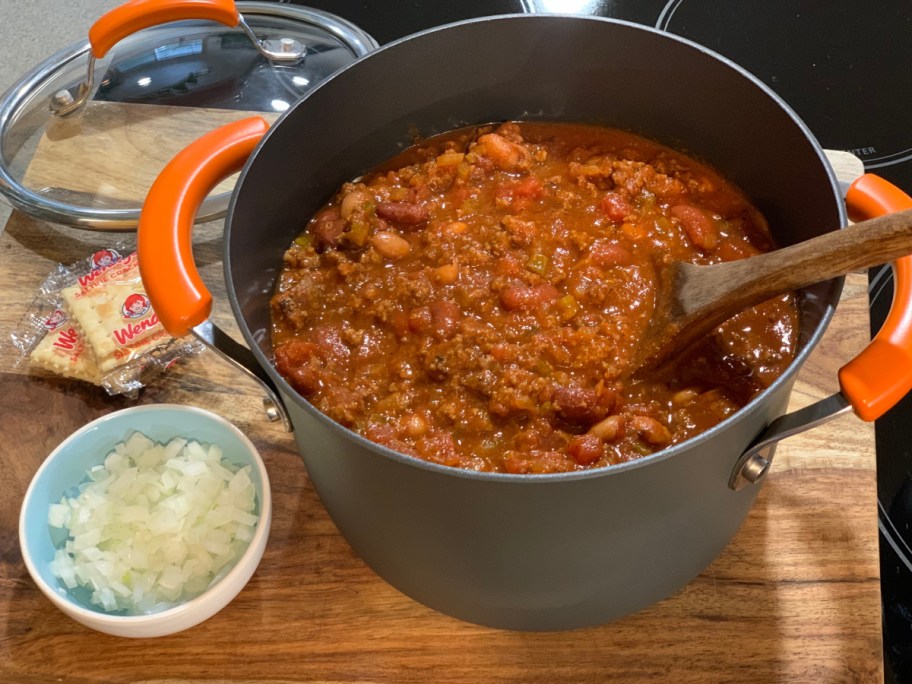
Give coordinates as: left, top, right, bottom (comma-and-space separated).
552, 386, 619, 425
500, 283, 560, 311
430, 300, 461, 339
670, 204, 718, 250
589, 239, 634, 267
629, 415, 672, 447
376, 201, 429, 225
408, 306, 432, 334
311, 208, 346, 248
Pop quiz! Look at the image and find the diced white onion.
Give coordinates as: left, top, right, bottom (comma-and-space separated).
48, 431, 259, 615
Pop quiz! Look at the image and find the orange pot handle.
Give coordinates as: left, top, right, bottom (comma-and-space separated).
89, 0, 239, 58
838, 174, 912, 421
137, 116, 269, 337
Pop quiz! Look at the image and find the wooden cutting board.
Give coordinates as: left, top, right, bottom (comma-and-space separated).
0, 112, 882, 681
17, 101, 278, 209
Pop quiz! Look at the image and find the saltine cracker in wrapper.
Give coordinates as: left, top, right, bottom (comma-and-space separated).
60, 252, 170, 373
27, 309, 102, 385
10, 246, 201, 396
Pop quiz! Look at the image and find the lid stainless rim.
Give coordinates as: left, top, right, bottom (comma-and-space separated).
0, 2, 377, 230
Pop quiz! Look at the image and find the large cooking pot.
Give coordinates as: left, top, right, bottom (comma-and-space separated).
136, 11, 912, 629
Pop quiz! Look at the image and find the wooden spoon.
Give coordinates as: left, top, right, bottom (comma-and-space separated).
634, 207, 912, 373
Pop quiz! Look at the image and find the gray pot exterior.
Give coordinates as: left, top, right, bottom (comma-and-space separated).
224, 16, 847, 629
284, 379, 790, 630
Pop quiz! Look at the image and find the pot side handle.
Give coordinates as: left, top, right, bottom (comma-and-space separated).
839, 174, 912, 421
137, 116, 291, 430
138, 116, 268, 336
730, 173, 912, 490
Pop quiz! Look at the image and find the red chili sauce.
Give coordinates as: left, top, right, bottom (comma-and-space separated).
271, 122, 798, 473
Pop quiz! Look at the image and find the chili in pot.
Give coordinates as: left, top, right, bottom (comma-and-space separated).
270, 122, 799, 473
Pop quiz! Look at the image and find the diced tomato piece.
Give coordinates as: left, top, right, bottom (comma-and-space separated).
311, 325, 350, 363
567, 434, 603, 466
311, 208, 346, 248
500, 284, 560, 311
495, 177, 543, 212
502, 450, 572, 474
408, 306, 433, 334
390, 309, 410, 337
273, 341, 323, 394
490, 344, 514, 363
599, 192, 633, 223
416, 431, 462, 467
513, 176, 543, 198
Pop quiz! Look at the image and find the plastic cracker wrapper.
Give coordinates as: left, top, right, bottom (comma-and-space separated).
10, 246, 202, 397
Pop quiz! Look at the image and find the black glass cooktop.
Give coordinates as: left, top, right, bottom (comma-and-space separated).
289, 0, 912, 678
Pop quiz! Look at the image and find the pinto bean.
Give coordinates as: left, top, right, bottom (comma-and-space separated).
371, 231, 411, 260
433, 263, 459, 285
401, 412, 429, 437
475, 133, 531, 171
587, 414, 626, 441
629, 415, 672, 447
340, 189, 370, 219
500, 283, 560, 311
672, 387, 700, 406
376, 201, 429, 225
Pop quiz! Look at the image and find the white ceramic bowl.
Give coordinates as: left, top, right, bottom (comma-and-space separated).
19, 404, 272, 638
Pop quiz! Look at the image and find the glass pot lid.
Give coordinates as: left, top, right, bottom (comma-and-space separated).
0, 0, 376, 230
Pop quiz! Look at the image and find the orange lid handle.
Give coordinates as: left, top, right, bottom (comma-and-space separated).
838, 174, 912, 421
89, 0, 239, 58
137, 116, 269, 337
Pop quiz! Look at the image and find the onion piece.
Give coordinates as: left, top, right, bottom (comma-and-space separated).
48, 431, 259, 615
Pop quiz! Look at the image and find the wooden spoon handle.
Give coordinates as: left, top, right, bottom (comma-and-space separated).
680, 207, 912, 322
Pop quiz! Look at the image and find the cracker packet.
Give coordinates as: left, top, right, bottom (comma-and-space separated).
10, 246, 201, 397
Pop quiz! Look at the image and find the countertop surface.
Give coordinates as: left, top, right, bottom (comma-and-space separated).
0, 2, 884, 682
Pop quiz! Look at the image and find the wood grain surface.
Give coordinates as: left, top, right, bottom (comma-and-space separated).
0, 206, 882, 683
20, 102, 278, 208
